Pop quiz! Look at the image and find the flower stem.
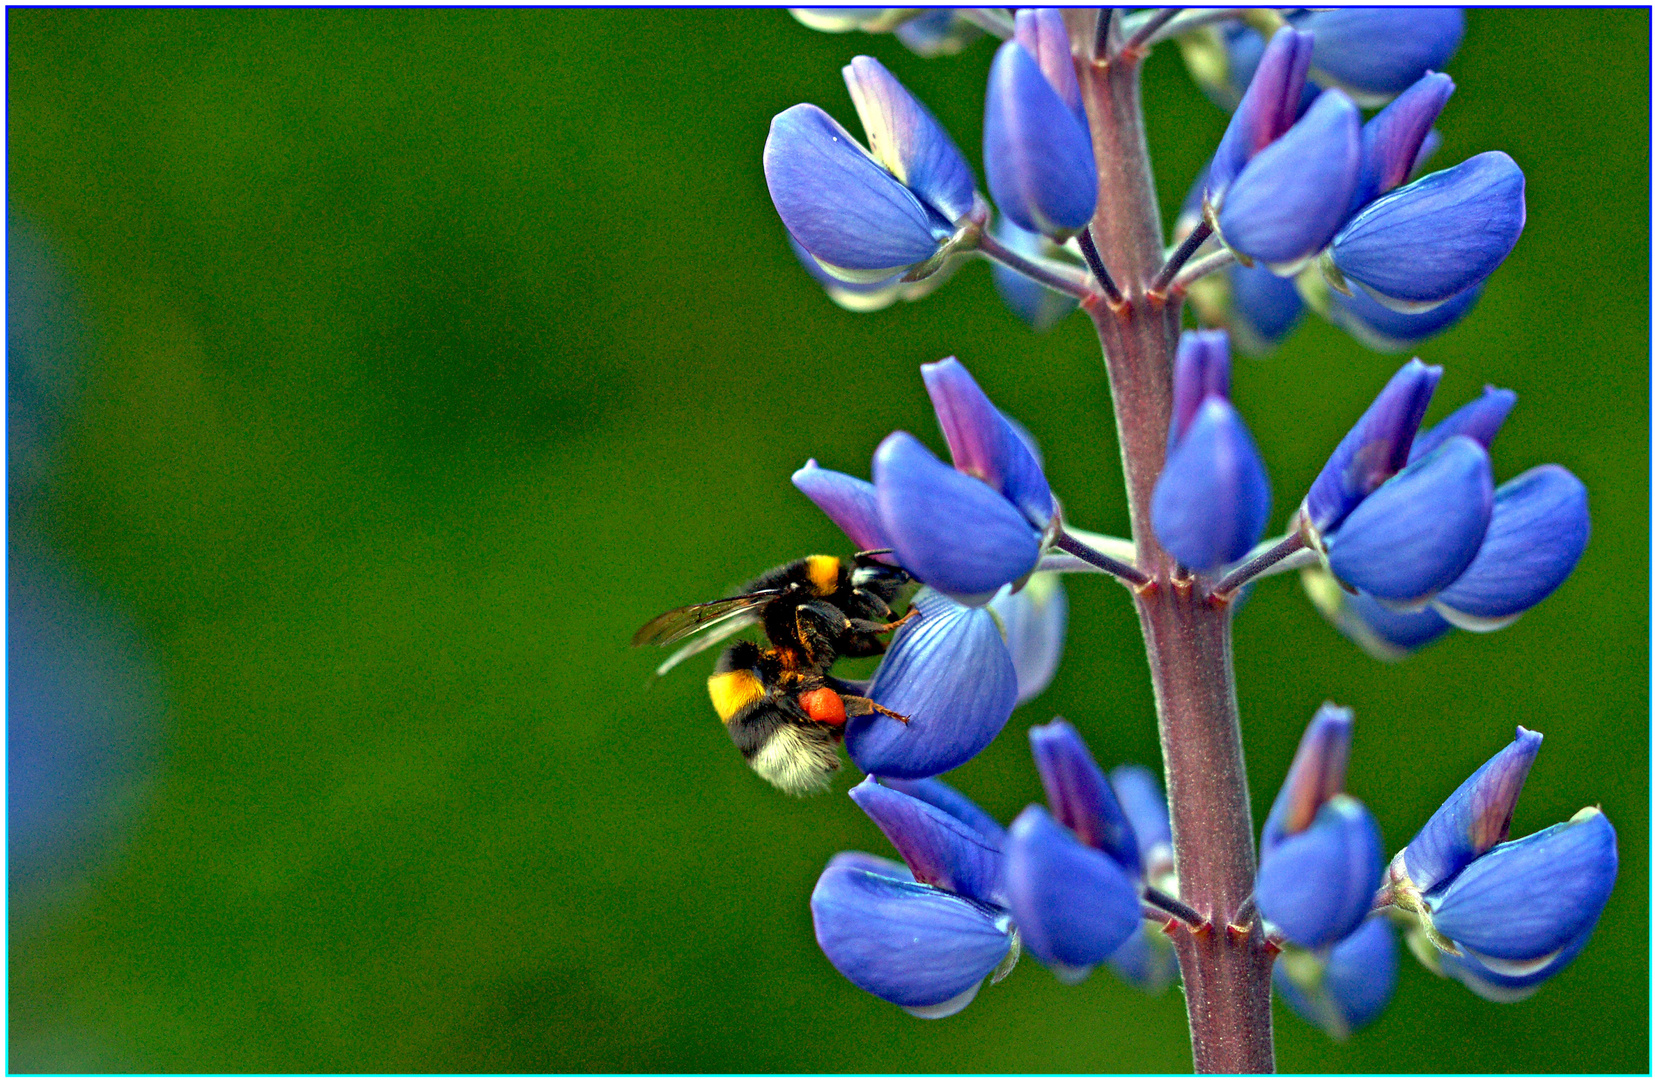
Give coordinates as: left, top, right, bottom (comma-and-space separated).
1075, 35, 1276, 1075
975, 234, 1093, 300
1171, 248, 1238, 295
1054, 529, 1150, 587
1212, 532, 1310, 598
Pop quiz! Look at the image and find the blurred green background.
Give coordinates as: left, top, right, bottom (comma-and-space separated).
7, 8, 1647, 1074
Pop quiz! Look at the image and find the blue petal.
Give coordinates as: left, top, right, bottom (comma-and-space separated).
1400, 726, 1543, 895
1219, 90, 1363, 273
1433, 465, 1590, 626
1430, 809, 1617, 963
765, 103, 948, 281
1028, 719, 1141, 877
873, 431, 1041, 602
1408, 385, 1516, 464
1327, 281, 1483, 353
1208, 28, 1314, 195
1229, 263, 1305, 354
1331, 152, 1526, 311
1303, 358, 1441, 534
1325, 435, 1493, 603
879, 776, 1006, 846
921, 358, 1054, 529
811, 863, 1013, 1009
1294, 9, 1465, 99
1302, 563, 1454, 660
987, 571, 1067, 705
1005, 804, 1142, 968
843, 55, 977, 223
988, 218, 1078, 331
1353, 73, 1455, 211
1261, 703, 1354, 857
1013, 8, 1084, 117
850, 777, 1004, 906
1107, 924, 1181, 995
848, 587, 1017, 778
1169, 330, 1232, 450
1437, 916, 1598, 1002
792, 460, 893, 553
1152, 399, 1272, 573
984, 40, 1097, 239
1109, 765, 1173, 872
1275, 916, 1397, 1039
827, 850, 914, 881
1255, 795, 1384, 950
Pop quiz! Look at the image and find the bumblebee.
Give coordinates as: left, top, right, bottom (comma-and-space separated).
633, 552, 916, 795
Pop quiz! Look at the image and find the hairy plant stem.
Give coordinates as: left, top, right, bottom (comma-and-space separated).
1076, 40, 1276, 1075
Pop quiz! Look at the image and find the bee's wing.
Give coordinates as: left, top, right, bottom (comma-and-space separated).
652, 609, 763, 677
632, 592, 780, 648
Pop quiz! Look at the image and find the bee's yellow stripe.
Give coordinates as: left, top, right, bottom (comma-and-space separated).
708, 669, 765, 722
806, 555, 840, 596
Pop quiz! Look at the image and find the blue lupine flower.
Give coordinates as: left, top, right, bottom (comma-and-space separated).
984, 9, 1097, 240
1228, 262, 1305, 355
1291, 9, 1466, 105
1322, 435, 1494, 603
1326, 281, 1482, 353
765, 56, 978, 283
1151, 331, 1271, 572
1407, 385, 1517, 463
1351, 72, 1455, 212
1328, 151, 1526, 313
1302, 358, 1440, 534
874, 358, 1057, 604
1005, 721, 1148, 976
1104, 764, 1180, 994
1431, 465, 1590, 631
1274, 915, 1398, 1040
1217, 89, 1363, 274
1206, 28, 1314, 199
988, 218, 1079, 331
1383, 728, 1618, 1000
784, 231, 952, 314
846, 587, 1018, 780
812, 777, 1018, 1017
792, 459, 893, 556
1256, 704, 1384, 950
1302, 564, 1454, 661
987, 571, 1067, 704
790, 8, 920, 34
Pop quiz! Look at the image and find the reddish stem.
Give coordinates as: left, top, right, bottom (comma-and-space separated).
1075, 43, 1277, 1075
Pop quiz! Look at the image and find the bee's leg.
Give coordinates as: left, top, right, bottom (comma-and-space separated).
841, 695, 911, 725
848, 607, 919, 636
795, 601, 850, 667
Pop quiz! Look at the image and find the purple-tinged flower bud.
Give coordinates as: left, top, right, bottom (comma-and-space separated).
1326, 281, 1482, 354
1324, 435, 1494, 603
1218, 90, 1363, 275
1255, 794, 1385, 949
1005, 804, 1142, 969
1169, 330, 1232, 450
1432, 466, 1590, 630
1292, 9, 1465, 104
1152, 398, 1272, 573
880, 776, 1006, 845
1013, 9, 1083, 115
1428, 808, 1617, 972
811, 862, 1016, 1016
1028, 719, 1140, 876
844, 56, 977, 224
1207, 28, 1314, 196
874, 432, 1042, 601
984, 36, 1097, 239
1396, 727, 1543, 895
1229, 263, 1305, 355
849, 588, 1017, 778
792, 460, 893, 554
1352, 73, 1455, 211
1302, 563, 1454, 661
1408, 386, 1517, 464
1330, 152, 1526, 313
850, 778, 1004, 907
1261, 703, 1354, 857
1303, 358, 1442, 534
1274, 916, 1397, 1040
987, 571, 1067, 704
988, 219, 1079, 331
922, 358, 1054, 530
